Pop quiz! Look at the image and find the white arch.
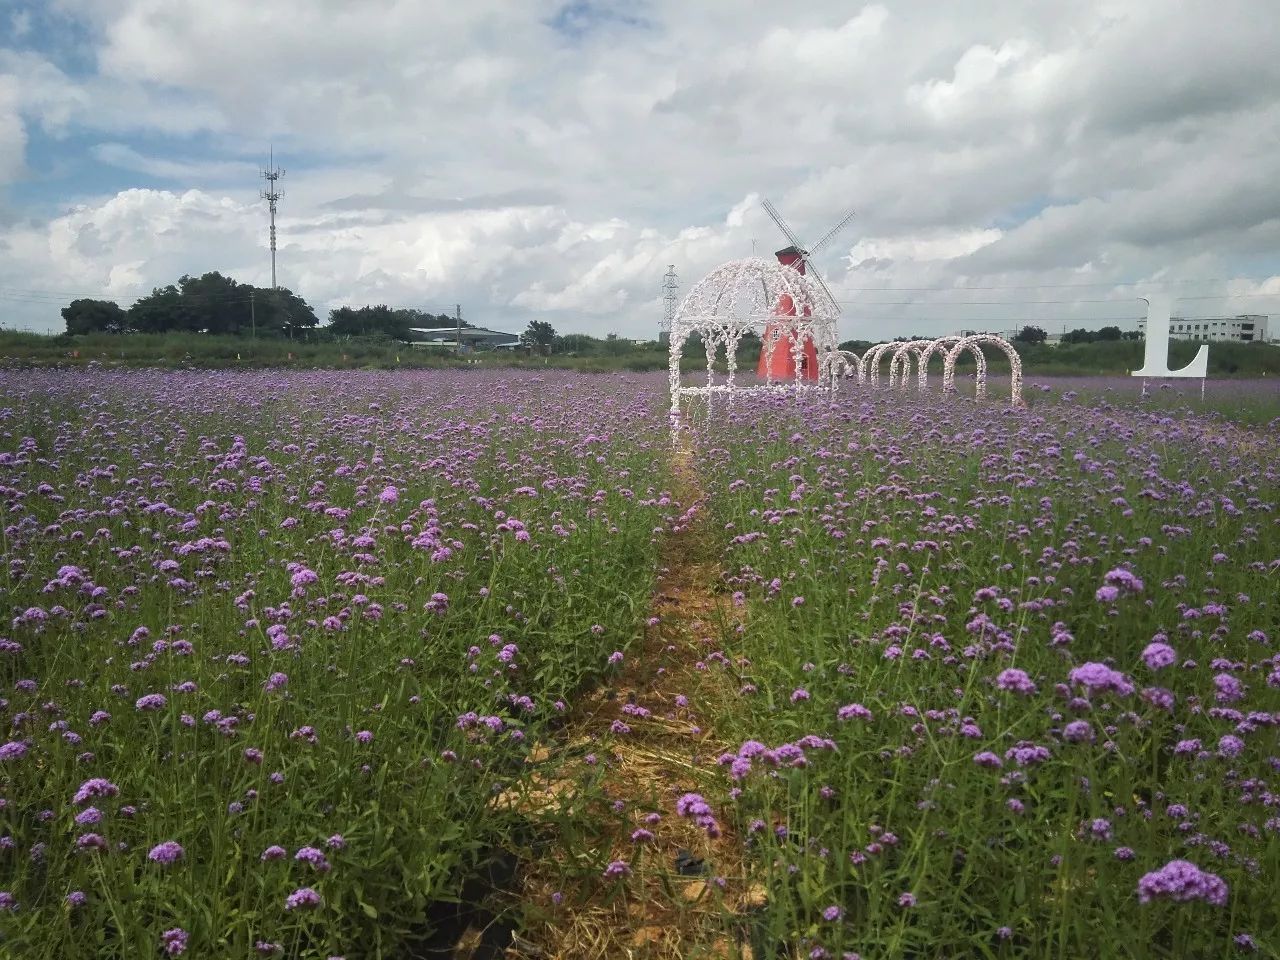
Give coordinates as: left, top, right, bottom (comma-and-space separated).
941, 335, 1024, 405
860, 341, 902, 387
669, 258, 841, 431
819, 349, 862, 386
888, 340, 932, 390
914, 336, 963, 393
847, 334, 1024, 405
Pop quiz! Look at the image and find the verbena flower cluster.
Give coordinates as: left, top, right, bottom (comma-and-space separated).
0, 369, 672, 957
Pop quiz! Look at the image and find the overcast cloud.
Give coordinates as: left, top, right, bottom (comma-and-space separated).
1, 0, 1278, 338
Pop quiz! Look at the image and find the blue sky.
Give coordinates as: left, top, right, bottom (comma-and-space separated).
2, 0, 1279, 337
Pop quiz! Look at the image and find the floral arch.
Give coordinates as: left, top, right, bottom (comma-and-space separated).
850, 334, 1024, 405
668, 258, 841, 425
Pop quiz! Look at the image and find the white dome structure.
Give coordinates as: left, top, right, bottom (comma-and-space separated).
668, 257, 841, 425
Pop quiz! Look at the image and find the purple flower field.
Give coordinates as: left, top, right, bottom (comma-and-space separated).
687, 383, 1279, 958
0, 368, 1277, 958
0, 369, 674, 958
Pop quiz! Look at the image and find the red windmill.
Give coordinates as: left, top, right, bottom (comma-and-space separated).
757, 198, 855, 381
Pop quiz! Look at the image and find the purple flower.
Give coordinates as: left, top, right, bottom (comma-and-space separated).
898, 892, 917, 908
1137, 860, 1228, 906
1004, 742, 1051, 767
973, 751, 1003, 768
76, 833, 108, 851
822, 905, 844, 921
1214, 674, 1246, 704
355, 730, 373, 744
0, 741, 28, 762
295, 846, 331, 872
148, 841, 184, 865
65, 891, 87, 908
837, 703, 873, 721
790, 688, 810, 704
161, 928, 189, 956
1141, 641, 1177, 670
996, 668, 1036, 696
1068, 662, 1134, 696
135, 693, 167, 711
1218, 735, 1245, 759
378, 485, 399, 504
607, 651, 623, 665
602, 859, 631, 879
263, 672, 289, 692
1062, 720, 1094, 743
260, 845, 287, 862
72, 778, 118, 806
285, 887, 323, 911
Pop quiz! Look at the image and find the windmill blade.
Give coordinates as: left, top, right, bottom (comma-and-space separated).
806, 263, 840, 315
807, 209, 857, 255
761, 198, 807, 253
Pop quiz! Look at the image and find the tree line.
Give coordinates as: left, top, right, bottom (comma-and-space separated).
61, 272, 466, 340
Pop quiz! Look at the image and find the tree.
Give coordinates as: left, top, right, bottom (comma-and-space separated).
521, 320, 557, 353
178, 272, 244, 334
1063, 328, 1095, 344
1013, 325, 1048, 344
254, 287, 318, 336
62, 299, 128, 335
1096, 326, 1123, 341
128, 285, 194, 333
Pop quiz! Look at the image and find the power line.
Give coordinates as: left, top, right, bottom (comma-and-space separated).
832, 276, 1279, 292
843, 316, 1146, 324
837, 293, 1280, 306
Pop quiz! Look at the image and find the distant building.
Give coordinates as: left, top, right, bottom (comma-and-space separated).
1138, 314, 1269, 343
407, 326, 519, 352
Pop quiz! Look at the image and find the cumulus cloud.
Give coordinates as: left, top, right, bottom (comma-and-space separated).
0, 0, 1277, 337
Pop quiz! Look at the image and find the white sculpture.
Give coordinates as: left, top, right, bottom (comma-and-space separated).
1132, 295, 1208, 379
668, 258, 841, 430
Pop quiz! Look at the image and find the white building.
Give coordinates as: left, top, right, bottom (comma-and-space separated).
1137, 314, 1269, 343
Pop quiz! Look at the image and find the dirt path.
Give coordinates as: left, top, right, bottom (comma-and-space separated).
509, 443, 758, 959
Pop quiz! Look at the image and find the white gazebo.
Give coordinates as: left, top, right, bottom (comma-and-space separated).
668, 257, 840, 429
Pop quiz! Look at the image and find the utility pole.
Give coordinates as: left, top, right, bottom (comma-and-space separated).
260, 148, 285, 290
456, 303, 462, 353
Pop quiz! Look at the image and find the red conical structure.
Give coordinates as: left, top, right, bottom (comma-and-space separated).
757, 247, 819, 381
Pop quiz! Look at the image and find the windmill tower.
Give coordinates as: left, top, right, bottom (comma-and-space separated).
660, 264, 679, 343
260, 149, 285, 289
758, 199, 855, 380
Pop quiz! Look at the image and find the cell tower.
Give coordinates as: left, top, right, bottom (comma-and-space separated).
260, 149, 285, 289
661, 264, 679, 340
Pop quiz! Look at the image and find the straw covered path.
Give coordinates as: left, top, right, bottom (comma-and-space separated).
503, 442, 764, 959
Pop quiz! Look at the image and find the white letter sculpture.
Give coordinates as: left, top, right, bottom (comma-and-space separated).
1132, 295, 1208, 379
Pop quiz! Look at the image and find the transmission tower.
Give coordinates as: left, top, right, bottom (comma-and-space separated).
260, 149, 285, 289
660, 264, 679, 340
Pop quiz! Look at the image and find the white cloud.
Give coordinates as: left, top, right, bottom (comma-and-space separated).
848, 229, 1003, 265
0, 78, 27, 187
0, 0, 1277, 339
